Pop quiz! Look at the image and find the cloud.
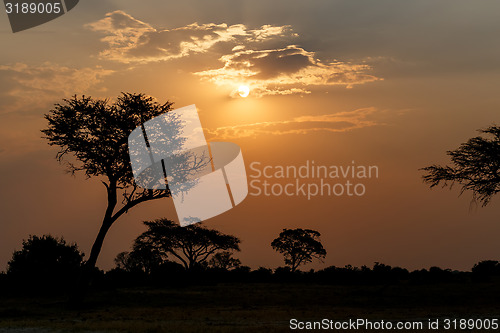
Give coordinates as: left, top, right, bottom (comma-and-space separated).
85, 11, 381, 97
0, 62, 114, 113
195, 45, 381, 97
87, 10, 294, 64
206, 107, 387, 140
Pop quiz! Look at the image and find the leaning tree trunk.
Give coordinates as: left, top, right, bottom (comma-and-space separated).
70, 183, 117, 306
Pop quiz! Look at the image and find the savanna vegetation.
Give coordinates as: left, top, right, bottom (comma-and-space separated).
1, 96, 500, 332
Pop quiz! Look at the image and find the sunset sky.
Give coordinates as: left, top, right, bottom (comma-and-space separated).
1, 0, 500, 272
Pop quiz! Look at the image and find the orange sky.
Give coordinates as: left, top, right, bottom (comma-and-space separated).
1, 0, 500, 272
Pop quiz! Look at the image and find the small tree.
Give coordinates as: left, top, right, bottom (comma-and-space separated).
114, 242, 163, 275
134, 219, 240, 270
422, 126, 500, 206
7, 235, 84, 290
472, 260, 500, 276
271, 228, 326, 272
209, 251, 241, 270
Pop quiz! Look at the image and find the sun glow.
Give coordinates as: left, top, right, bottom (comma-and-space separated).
237, 85, 250, 98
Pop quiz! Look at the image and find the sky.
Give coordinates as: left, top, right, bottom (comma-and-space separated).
1, 0, 500, 272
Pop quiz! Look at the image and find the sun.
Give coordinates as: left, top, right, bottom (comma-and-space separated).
237, 85, 250, 98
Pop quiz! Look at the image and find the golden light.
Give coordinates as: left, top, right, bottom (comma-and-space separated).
237, 85, 250, 98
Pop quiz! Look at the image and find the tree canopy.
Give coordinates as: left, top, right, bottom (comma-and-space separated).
42, 93, 174, 207
422, 125, 500, 206
271, 228, 326, 272
134, 219, 241, 270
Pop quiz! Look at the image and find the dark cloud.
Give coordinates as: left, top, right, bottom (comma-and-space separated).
227, 46, 314, 80
87, 11, 293, 64
195, 46, 382, 97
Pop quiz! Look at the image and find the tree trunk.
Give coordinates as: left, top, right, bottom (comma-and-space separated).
69, 183, 117, 306
291, 256, 298, 272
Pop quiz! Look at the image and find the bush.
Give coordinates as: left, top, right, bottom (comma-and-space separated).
7, 235, 84, 293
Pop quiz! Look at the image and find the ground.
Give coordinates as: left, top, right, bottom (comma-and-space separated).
1, 281, 499, 332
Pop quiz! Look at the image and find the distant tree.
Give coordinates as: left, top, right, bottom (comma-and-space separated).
134, 219, 240, 270
234, 265, 251, 274
422, 126, 500, 206
115, 251, 159, 274
271, 228, 326, 272
114, 243, 163, 275
42, 93, 206, 300
373, 262, 392, 274
209, 251, 241, 270
114, 252, 131, 271
472, 260, 500, 276
7, 235, 84, 290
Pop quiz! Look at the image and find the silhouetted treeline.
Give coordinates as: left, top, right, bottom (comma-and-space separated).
93, 261, 500, 289
3, 257, 500, 296
2, 234, 500, 296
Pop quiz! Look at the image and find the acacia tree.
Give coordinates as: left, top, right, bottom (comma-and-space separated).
42, 92, 196, 300
271, 228, 326, 272
422, 126, 500, 206
134, 218, 240, 270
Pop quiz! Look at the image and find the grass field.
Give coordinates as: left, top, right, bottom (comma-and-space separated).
1, 281, 499, 332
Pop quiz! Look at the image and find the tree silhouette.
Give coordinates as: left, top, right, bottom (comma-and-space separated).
7, 235, 84, 291
422, 126, 500, 206
114, 247, 163, 275
134, 218, 240, 270
42, 92, 205, 301
472, 260, 500, 276
271, 228, 326, 272
209, 251, 241, 270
